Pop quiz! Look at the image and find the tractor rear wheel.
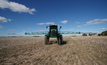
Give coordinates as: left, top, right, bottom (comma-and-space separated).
58, 37, 62, 45
45, 35, 48, 45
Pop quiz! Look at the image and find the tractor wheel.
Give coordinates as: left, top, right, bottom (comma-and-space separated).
61, 36, 63, 43
58, 37, 62, 45
45, 35, 48, 45
57, 36, 63, 45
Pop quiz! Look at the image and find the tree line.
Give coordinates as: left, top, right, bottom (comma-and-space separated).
82, 30, 107, 36
98, 31, 107, 36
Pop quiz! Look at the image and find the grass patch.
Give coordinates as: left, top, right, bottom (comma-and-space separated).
72, 52, 76, 54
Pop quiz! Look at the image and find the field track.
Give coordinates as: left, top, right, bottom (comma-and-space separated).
0, 36, 107, 65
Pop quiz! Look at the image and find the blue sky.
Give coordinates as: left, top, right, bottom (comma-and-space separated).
0, 0, 107, 36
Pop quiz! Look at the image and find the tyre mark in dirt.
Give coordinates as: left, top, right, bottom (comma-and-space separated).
72, 37, 89, 65
71, 37, 81, 65
86, 53, 99, 65
79, 39, 99, 65
71, 37, 104, 65
88, 52, 105, 65
73, 55, 78, 65
76, 55, 81, 65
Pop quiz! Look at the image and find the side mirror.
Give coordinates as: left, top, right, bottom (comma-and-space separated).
46, 26, 48, 28
60, 26, 62, 28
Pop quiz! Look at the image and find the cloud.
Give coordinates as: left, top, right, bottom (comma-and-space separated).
0, 0, 36, 14
37, 22, 54, 25
93, 19, 100, 21
100, 19, 107, 21
0, 16, 11, 23
0, 25, 3, 29
84, 18, 107, 26
101, 28, 107, 30
93, 22, 104, 24
86, 20, 94, 24
61, 20, 68, 24
8, 19, 11, 21
77, 25, 82, 27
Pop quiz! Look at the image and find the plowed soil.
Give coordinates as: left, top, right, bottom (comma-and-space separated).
0, 36, 107, 65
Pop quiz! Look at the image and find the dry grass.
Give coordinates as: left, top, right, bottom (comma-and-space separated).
0, 36, 107, 65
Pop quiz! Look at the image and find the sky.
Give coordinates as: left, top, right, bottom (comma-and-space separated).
0, 0, 107, 36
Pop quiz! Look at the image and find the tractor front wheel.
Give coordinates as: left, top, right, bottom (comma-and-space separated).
45, 35, 48, 45
58, 37, 62, 45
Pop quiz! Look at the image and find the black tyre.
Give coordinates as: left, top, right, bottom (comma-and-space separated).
58, 37, 62, 45
61, 36, 63, 44
45, 35, 48, 45
59, 38, 61, 45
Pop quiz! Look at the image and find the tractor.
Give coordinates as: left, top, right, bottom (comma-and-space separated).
45, 25, 63, 45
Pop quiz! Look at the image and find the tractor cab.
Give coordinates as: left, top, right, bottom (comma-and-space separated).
49, 25, 58, 37
45, 24, 63, 45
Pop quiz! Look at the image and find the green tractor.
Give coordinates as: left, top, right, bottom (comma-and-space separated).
45, 25, 63, 45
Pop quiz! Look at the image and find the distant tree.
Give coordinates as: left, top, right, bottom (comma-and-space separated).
82, 33, 87, 36
25, 32, 27, 35
101, 31, 107, 36
98, 34, 101, 36
79, 31, 81, 34
89, 33, 92, 36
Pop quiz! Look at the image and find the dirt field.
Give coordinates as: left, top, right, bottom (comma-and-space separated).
0, 36, 107, 65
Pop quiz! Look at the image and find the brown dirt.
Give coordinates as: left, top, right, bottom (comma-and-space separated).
0, 36, 107, 65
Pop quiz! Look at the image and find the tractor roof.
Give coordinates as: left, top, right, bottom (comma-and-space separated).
49, 25, 58, 27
